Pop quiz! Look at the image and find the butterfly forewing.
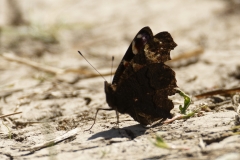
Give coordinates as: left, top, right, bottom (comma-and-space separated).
112, 27, 153, 85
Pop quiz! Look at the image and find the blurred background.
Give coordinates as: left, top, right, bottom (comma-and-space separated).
1, 0, 240, 97
1, 1, 240, 159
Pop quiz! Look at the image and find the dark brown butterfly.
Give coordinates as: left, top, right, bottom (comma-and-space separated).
104, 26, 178, 125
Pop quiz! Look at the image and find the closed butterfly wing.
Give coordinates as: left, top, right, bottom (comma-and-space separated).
105, 26, 177, 125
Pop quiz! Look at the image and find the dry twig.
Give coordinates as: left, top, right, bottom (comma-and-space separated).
1, 53, 65, 74
0, 112, 22, 119
195, 87, 240, 98
20, 128, 80, 152
167, 47, 204, 63
1, 53, 112, 78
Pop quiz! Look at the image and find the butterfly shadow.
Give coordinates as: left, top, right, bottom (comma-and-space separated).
87, 124, 150, 140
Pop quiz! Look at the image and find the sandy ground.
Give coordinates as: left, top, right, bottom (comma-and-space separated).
1, 0, 240, 159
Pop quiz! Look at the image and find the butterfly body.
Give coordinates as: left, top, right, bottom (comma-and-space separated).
105, 27, 177, 125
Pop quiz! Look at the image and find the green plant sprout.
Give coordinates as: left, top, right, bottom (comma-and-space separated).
152, 135, 169, 149
151, 134, 189, 150
100, 150, 108, 159
181, 104, 208, 119
164, 88, 209, 123
177, 88, 203, 119
177, 88, 191, 114
164, 100, 208, 124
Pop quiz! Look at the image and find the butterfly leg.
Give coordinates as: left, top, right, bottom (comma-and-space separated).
84, 108, 114, 131
115, 110, 120, 128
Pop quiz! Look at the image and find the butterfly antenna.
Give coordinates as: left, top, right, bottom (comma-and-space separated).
78, 51, 107, 81
110, 56, 114, 82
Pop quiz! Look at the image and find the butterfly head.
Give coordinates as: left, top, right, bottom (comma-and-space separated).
104, 81, 117, 109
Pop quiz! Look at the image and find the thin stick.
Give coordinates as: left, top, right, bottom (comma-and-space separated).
0, 88, 22, 98
1, 53, 65, 74
168, 47, 204, 62
1, 52, 113, 79
195, 87, 240, 98
0, 112, 22, 118
21, 128, 80, 152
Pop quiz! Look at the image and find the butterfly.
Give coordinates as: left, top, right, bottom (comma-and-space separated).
104, 26, 178, 126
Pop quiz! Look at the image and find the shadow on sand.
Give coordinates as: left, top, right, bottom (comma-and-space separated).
87, 124, 150, 140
